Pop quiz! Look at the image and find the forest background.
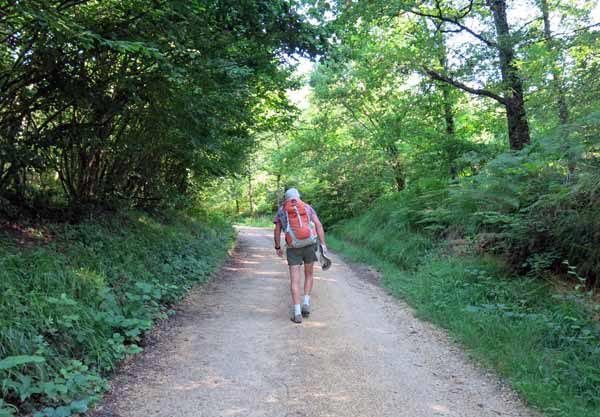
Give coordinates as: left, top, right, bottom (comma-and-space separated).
1, 1, 599, 417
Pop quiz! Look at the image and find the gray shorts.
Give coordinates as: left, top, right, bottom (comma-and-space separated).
286, 244, 318, 266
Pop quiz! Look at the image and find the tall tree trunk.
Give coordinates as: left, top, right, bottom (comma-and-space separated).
274, 136, 282, 211
488, 0, 531, 150
539, 0, 569, 124
274, 172, 281, 211
248, 175, 254, 216
394, 169, 405, 191
437, 33, 458, 178
441, 82, 459, 179
385, 143, 405, 191
442, 83, 455, 137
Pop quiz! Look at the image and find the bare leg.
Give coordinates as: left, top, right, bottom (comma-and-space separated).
304, 262, 314, 297
289, 265, 302, 305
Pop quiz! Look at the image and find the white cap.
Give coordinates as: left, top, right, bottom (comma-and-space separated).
284, 188, 300, 200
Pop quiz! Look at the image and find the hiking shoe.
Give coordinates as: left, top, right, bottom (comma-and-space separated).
291, 313, 303, 324
301, 304, 310, 318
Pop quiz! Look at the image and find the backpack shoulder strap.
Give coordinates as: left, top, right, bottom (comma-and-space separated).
280, 206, 289, 231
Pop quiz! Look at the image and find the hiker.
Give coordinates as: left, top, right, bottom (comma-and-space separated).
274, 188, 327, 323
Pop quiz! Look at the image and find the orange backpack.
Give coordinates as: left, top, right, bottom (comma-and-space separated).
284, 199, 317, 248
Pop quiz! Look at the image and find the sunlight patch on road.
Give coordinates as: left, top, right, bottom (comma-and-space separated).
307, 390, 351, 402
250, 247, 271, 259
250, 307, 276, 314
430, 403, 451, 413
253, 271, 287, 276
223, 407, 249, 416
239, 245, 268, 252
301, 321, 327, 328
223, 266, 244, 272
314, 275, 337, 282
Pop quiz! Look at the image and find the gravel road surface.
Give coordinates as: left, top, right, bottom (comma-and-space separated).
90, 226, 541, 417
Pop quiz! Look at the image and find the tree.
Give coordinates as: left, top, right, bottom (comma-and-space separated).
0, 0, 322, 214
412, 0, 531, 150
538, 0, 569, 125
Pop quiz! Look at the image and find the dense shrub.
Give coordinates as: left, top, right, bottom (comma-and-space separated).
331, 117, 600, 287
0, 212, 233, 416
441, 118, 600, 286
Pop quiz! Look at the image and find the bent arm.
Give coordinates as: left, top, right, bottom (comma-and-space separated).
312, 213, 326, 245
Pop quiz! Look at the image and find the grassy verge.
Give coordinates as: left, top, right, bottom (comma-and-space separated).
0, 211, 234, 417
233, 214, 274, 228
329, 221, 600, 417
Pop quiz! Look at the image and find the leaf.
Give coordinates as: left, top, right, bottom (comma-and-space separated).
0, 356, 45, 371
0, 399, 17, 417
69, 400, 88, 413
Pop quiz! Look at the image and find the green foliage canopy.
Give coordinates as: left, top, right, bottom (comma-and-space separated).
0, 0, 323, 214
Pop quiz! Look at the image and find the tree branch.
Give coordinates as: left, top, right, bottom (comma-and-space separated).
457, 0, 475, 19
520, 21, 600, 47
513, 16, 543, 37
340, 101, 373, 133
424, 67, 507, 104
410, 6, 497, 48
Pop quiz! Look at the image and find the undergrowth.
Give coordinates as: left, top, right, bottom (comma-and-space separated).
0, 211, 233, 417
330, 211, 600, 417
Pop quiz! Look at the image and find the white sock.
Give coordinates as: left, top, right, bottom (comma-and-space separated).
294, 304, 301, 315
303, 295, 310, 306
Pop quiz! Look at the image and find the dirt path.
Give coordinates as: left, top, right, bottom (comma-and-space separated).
91, 226, 541, 417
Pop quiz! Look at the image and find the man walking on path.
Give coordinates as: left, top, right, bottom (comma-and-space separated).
274, 188, 327, 324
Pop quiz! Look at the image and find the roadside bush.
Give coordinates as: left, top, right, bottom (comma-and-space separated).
441, 117, 600, 286
0, 212, 233, 416
329, 227, 600, 417
335, 117, 600, 287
